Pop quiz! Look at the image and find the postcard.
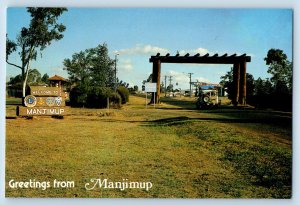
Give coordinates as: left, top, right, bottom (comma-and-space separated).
5, 8, 292, 198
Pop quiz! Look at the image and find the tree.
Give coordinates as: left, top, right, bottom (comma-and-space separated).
64, 43, 115, 89
8, 69, 42, 86
27, 69, 42, 85
118, 80, 129, 88
220, 68, 234, 100
166, 84, 173, 92
147, 74, 153, 82
6, 8, 67, 100
41, 73, 50, 84
64, 43, 118, 107
264, 49, 287, 66
264, 49, 292, 94
220, 68, 255, 102
254, 77, 272, 96
8, 74, 22, 86
246, 73, 255, 98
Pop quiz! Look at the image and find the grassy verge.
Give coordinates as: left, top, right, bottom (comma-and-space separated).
5, 96, 292, 198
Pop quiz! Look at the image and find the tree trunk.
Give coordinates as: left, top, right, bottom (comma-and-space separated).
22, 47, 34, 103
22, 60, 31, 103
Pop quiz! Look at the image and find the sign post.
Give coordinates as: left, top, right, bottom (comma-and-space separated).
145, 83, 157, 109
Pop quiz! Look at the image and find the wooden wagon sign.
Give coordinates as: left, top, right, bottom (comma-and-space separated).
17, 86, 67, 116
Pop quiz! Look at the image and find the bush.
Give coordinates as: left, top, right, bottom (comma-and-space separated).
108, 91, 121, 108
70, 86, 121, 108
86, 87, 122, 108
248, 93, 292, 111
117, 86, 130, 104
69, 86, 87, 107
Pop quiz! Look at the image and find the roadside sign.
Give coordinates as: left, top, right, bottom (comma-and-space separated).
145, 83, 157, 92
145, 83, 157, 109
17, 86, 66, 116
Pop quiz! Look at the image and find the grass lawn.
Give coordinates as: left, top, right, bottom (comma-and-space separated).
5, 95, 292, 198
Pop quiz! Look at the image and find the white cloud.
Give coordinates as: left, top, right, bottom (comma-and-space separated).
116, 44, 169, 55
119, 59, 134, 72
164, 70, 192, 86
115, 45, 216, 57
163, 70, 213, 88
195, 76, 211, 83
178, 47, 211, 56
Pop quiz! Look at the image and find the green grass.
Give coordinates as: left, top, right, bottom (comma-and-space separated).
5, 96, 292, 198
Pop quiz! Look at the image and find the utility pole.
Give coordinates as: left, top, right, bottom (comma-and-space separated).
164, 75, 167, 97
188, 73, 193, 97
169, 76, 173, 93
169, 76, 173, 87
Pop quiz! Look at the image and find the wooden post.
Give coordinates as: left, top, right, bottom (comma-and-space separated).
151, 60, 161, 104
239, 61, 247, 105
233, 63, 240, 106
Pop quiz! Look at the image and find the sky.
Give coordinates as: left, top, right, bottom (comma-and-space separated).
6, 8, 293, 90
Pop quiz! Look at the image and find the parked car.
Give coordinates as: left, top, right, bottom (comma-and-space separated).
196, 89, 220, 109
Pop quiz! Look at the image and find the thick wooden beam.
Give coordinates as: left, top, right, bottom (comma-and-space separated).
149, 54, 251, 64
239, 61, 247, 105
233, 63, 240, 106
151, 60, 161, 104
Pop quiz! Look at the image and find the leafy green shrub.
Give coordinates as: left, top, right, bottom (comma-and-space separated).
109, 91, 121, 108
86, 87, 121, 108
117, 86, 130, 104
70, 86, 121, 108
69, 86, 87, 107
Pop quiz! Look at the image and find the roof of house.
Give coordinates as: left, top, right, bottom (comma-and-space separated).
48, 75, 67, 82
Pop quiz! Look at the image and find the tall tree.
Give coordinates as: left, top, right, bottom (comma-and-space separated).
6, 8, 67, 100
220, 68, 234, 100
264, 48, 292, 94
63, 43, 115, 89
27, 69, 42, 85
246, 73, 255, 98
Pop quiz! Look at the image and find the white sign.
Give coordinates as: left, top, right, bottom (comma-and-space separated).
145, 83, 157, 92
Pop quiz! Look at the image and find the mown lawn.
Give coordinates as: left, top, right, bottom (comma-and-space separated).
5, 95, 292, 198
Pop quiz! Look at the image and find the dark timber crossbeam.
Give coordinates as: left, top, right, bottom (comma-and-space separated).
149, 53, 251, 64
149, 53, 251, 105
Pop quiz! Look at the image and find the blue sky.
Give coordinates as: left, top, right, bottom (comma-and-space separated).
6, 8, 293, 90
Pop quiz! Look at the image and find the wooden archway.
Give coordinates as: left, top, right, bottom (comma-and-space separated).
149, 53, 251, 105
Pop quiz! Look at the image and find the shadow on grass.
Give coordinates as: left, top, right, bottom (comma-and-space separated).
159, 97, 197, 110
144, 115, 291, 127
99, 110, 291, 128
